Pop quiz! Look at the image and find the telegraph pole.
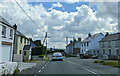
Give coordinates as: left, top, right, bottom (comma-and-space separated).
66, 37, 68, 46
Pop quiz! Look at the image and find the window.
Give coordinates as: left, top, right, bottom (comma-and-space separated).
10, 29, 13, 39
2, 25, 6, 37
27, 39, 29, 44
24, 38, 26, 44
97, 50, 99, 54
102, 42, 104, 47
87, 42, 89, 46
116, 49, 119, 55
82, 50, 83, 53
84, 42, 86, 46
109, 49, 111, 55
20, 37, 22, 43
24, 51, 26, 56
19, 50, 22, 54
103, 49, 105, 54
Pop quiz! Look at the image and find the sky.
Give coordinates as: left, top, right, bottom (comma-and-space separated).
0, 0, 118, 49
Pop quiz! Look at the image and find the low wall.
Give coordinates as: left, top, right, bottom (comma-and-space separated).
0, 62, 18, 76
13, 54, 22, 62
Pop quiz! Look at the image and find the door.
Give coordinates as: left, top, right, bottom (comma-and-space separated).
2, 45, 12, 62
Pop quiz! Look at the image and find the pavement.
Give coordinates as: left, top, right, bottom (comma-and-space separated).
16, 57, 119, 76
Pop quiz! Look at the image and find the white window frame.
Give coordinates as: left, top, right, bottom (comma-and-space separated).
9, 29, 13, 39
2, 25, 6, 38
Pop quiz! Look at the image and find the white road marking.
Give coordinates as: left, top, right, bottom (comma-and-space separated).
81, 67, 100, 76
45, 65, 46, 67
39, 70, 41, 72
67, 60, 76, 65
34, 75, 37, 76
42, 67, 44, 69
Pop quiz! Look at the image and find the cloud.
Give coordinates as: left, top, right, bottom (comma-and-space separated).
52, 2, 63, 8
0, 1, 118, 49
48, 2, 63, 11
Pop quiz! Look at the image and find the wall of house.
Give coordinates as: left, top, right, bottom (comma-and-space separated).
0, 23, 2, 62
66, 46, 70, 54
74, 41, 81, 54
13, 35, 30, 62
1, 23, 14, 62
80, 34, 104, 55
89, 34, 104, 50
99, 40, 119, 57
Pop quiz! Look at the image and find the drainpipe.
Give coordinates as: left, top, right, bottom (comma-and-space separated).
12, 24, 17, 62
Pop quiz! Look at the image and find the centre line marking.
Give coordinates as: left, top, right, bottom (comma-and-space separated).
39, 70, 41, 72
81, 67, 100, 76
42, 67, 44, 69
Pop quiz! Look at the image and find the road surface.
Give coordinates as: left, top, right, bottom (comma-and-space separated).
20, 57, 119, 76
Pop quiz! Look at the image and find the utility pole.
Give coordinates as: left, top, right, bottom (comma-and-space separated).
45, 32, 47, 55
66, 37, 68, 46
73, 37, 75, 54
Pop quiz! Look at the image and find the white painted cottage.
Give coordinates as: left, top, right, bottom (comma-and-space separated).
0, 16, 15, 62
99, 33, 120, 59
80, 33, 104, 56
13, 30, 30, 62
66, 40, 73, 55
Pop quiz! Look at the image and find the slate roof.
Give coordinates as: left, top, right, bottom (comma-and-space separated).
100, 33, 120, 42
30, 39, 37, 48
23, 45, 31, 50
0, 16, 13, 28
82, 33, 103, 42
16, 31, 28, 39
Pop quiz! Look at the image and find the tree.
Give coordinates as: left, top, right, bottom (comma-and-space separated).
34, 40, 42, 46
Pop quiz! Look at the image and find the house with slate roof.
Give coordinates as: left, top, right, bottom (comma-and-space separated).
13, 30, 30, 62
99, 33, 120, 59
0, 16, 15, 62
23, 38, 37, 61
80, 33, 104, 56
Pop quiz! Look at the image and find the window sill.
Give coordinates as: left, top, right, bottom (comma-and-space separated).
2, 36, 6, 38
9, 38, 13, 40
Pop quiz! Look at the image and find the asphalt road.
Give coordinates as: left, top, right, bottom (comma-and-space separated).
20, 57, 119, 76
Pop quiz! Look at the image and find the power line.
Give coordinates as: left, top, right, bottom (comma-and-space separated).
14, 0, 40, 29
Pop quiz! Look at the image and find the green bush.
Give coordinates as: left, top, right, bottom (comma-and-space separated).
13, 68, 20, 75
32, 46, 46, 55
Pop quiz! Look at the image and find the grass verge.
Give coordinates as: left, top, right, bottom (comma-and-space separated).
24, 55, 49, 63
94, 60, 120, 68
65, 55, 77, 57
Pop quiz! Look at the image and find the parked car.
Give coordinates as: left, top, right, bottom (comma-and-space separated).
52, 52, 63, 61
91, 55, 98, 59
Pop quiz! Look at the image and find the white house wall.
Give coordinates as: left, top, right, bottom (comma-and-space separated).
0, 23, 14, 62
0, 22, 1, 60
99, 40, 119, 56
89, 34, 104, 50
80, 34, 104, 55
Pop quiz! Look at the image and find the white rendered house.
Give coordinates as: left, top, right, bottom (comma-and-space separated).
0, 16, 15, 62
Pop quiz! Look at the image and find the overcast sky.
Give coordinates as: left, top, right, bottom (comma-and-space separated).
0, 0, 118, 49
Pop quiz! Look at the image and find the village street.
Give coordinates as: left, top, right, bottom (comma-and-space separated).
19, 57, 119, 76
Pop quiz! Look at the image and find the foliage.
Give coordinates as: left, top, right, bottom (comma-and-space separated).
94, 60, 119, 68
33, 40, 42, 46
54, 49, 65, 52
13, 68, 20, 75
32, 46, 46, 55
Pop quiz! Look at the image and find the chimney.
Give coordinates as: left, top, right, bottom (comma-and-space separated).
29, 38, 32, 41
70, 40, 73, 43
78, 37, 81, 41
105, 32, 109, 37
88, 33, 91, 37
74, 38, 76, 42
13, 24, 17, 30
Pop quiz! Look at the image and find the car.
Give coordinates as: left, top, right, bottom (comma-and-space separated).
52, 52, 63, 61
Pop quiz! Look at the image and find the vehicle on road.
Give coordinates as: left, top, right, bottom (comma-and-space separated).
52, 52, 63, 61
